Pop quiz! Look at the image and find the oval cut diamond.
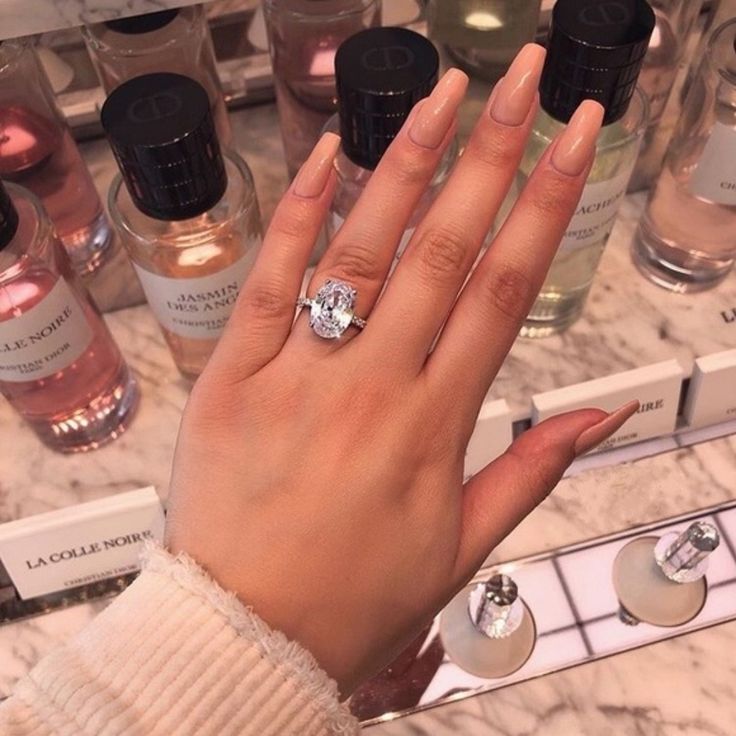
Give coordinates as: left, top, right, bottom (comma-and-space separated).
308, 279, 357, 339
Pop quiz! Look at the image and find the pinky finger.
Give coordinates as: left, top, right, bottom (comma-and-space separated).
212, 133, 341, 380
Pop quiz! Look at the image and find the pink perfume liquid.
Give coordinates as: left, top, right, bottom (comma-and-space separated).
0, 106, 111, 275
0, 187, 137, 452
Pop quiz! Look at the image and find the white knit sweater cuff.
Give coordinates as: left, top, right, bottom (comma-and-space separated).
10, 544, 359, 736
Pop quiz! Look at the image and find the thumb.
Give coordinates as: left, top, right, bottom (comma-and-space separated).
453, 400, 639, 580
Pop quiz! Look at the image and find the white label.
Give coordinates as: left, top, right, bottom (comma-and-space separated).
134, 254, 254, 340
0, 487, 165, 600
683, 350, 736, 429
561, 167, 633, 252
0, 278, 93, 383
464, 398, 513, 479
532, 360, 684, 453
690, 121, 736, 206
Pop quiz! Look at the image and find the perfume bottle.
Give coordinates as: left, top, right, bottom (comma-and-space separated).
628, 0, 704, 192
326, 27, 458, 259
426, 0, 542, 83
0, 39, 113, 276
633, 18, 736, 292
681, 0, 736, 102
83, 7, 231, 145
440, 574, 537, 678
613, 522, 718, 627
515, 0, 653, 337
0, 181, 138, 452
103, 74, 262, 380
264, 0, 382, 178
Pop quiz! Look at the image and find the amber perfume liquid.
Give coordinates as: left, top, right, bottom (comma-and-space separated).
0, 39, 112, 276
634, 19, 736, 291
0, 184, 138, 452
514, 92, 647, 337
264, 0, 382, 178
109, 154, 262, 379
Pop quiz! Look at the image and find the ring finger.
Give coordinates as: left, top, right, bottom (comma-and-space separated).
289, 67, 468, 353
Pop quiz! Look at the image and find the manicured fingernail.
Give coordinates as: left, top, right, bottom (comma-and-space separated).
294, 132, 341, 198
409, 68, 468, 149
551, 100, 604, 176
490, 43, 545, 126
574, 400, 640, 457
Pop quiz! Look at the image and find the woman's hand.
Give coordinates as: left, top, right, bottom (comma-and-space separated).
165, 44, 637, 696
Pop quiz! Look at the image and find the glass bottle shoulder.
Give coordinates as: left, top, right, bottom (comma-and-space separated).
109, 151, 258, 249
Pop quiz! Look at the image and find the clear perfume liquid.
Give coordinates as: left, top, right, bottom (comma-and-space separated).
110, 154, 263, 380
507, 95, 646, 337
0, 186, 138, 452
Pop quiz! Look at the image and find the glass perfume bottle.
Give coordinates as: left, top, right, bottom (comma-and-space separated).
426, 0, 543, 83
326, 27, 458, 259
264, 0, 382, 178
0, 180, 138, 452
628, 0, 704, 192
514, 0, 653, 337
82, 6, 231, 145
0, 39, 113, 276
103, 74, 262, 380
633, 19, 736, 292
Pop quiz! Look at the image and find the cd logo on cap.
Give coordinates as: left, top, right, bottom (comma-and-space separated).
361, 45, 415, 72
579, 1, 631, 26
127, 91, 182, 124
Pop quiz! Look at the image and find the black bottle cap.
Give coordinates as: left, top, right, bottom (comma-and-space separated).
540, 0, 655, 125
104, 10, 179, 35
0, 180, 19, 251
335, 27, 439, 170
101, 73, 226, 221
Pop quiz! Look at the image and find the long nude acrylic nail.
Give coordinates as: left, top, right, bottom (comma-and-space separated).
490, 43, 546, 126
574, 400, 640, 457
409, 68, 468, 149
551, 100, 605, 176
294, 132, 341, 198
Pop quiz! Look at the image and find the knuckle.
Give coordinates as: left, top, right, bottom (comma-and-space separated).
389, 147, 437, 188
415, 226, 469, 281
270, 199, 315, 242
328, 241, 383, 284
466, 130, 518, 170
241, 283, 292, 320
529, 176, 578, 219
484, 263, 536, 322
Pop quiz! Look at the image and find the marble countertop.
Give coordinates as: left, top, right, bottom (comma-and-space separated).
1, 79, 736, 734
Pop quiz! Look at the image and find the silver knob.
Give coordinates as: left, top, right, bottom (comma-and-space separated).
655, 521, 720, 583
467, 574, 524, 639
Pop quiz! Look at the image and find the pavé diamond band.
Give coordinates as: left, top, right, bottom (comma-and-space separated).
297, 279, 367, 339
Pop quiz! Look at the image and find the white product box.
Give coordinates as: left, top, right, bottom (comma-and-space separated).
0, 487, 165, 600
683, 350, 736, 429
532, 359, 684, 453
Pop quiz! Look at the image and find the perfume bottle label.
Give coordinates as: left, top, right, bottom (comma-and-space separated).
133, 253, 255, 341
690, 121, 736, 206
561, 167, 634, 252
0, 278, 93, 383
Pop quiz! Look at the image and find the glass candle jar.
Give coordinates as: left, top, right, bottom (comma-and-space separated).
83, 6, 231, 145
0, 181, 138, 452
264, 0, 382, 179
0, 39, 113, 276
633, 19, 736, 292
427, 0, 542, 83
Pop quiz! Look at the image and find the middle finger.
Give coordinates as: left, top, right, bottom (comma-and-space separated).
365, 44, 546, 371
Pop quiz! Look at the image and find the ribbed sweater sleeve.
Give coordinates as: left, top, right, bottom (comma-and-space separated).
0, 545, 359, 736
